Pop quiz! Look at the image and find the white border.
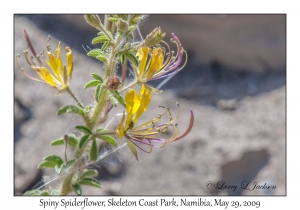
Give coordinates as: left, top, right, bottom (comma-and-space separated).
4, 0, 295, 209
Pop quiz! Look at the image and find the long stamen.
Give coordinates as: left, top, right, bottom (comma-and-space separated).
24, 30, 43, 66
171, 110, 194, 141
16, 54, 46, 83
23, 50, 32, 66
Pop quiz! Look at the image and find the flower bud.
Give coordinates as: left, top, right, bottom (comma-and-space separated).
107, 75, 121, 90
84, 14, 102, 30
117, 19, 129, 32
129, 14, 143, 25
143, 27, 166, 47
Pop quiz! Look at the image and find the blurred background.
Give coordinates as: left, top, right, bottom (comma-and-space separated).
14, 14, 286, 195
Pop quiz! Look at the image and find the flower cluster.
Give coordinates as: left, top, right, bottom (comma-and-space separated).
115, 33, 193, 160
133, 33, 188, 93
16, 31, 73, 94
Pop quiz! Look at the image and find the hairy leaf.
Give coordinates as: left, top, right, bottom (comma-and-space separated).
84, 80, 101, 89
75, 126, 92, 135
57, 105, 84, 115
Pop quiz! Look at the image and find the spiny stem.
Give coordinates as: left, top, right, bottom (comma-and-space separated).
87, 89, 108, 130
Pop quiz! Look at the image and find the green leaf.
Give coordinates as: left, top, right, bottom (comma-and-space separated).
120, 53, 126, 65
38, 161, 56, 169
50, 135, 78, 147
123, 42, 130, 49
97, 32, 105, 36
68, 134, 78, 147
43, 155, 63, 166
24, 190, 42, 196
111, 90, 126, 107
75, 126, 92, 135
110, 96, 118, 107
79, 135, 91, 149
90, 73, 103, 82
64, 159, 76, 169
95, 84, 103, 102
100, 135, 118, 147
96, 128, 108, 133
84, 80, 101, 89
89, 139, 98, 161
55, 164, 64, 175
72, 184, 82, 196
107, 17, 118, 22
78, 178, 102, 188
50, 138, 64, 146
49, 190, 59, 195
101, 42, 109, 51
41, 191, 50, 196
84, 105, 92, 113
92, 36, 110, 44
80, 169, 98, 180
125, 52, 139, 66
126, 139, 138, 161
96, 55, 107, 62
57, 105, 84, 116
87, 49, 106, 58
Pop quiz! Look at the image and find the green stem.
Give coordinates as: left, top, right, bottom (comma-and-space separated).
59, 20, 124, 196
66, 87, 84, 108
87, 89, 108, 130
119, 81, 137, 93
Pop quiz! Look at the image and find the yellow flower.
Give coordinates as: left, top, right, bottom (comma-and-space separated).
16, 34, 73, 93
116, 84, 194, 160
133, 33, 187, 94
116, 84, 152, 139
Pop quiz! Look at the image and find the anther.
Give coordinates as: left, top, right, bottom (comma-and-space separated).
176, 102, 180, 107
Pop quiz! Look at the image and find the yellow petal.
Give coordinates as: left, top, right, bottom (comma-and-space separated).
133, 84, 151, 123
55, 42, 64, 81
32, 66, 56, 87
65, 46, 73, 81
46, 51, 62, 83
146, 47, 164, 80
116, 124, 125, 138
136, 47, 150, 76
125, 89, 141, 127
